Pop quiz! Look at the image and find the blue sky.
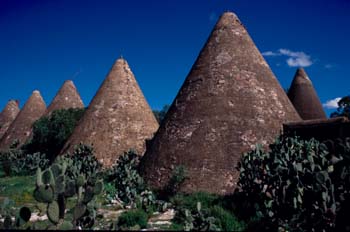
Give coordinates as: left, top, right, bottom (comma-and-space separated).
0, 0, 349, 116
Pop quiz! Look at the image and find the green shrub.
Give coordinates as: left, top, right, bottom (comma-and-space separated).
153, 104, 170, 124
210, 205, 246, 231
171, 192, 219, 212
116, 209, 148, 229
237, 136, 338, 231
163, 165, 187, 197
23, 108, 85, 162
171, 193, 246, 231
0, 149, 48, 176
0, 149, 22, 176
173, 202, 219, 231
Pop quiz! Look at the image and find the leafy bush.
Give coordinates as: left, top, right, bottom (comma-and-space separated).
174, 202, 219, 231
0, 148, 22, 176
171, 193, 245, 231
237, 136, 350, 231
153, 104, 170, 124
171, 192, 219, 212
163, 165, 187, 198
330, 95, 350, 119
23, 108, 85, 162
210, 205, 246, 231
116, 209, 148, 229
0, 149, 49, 176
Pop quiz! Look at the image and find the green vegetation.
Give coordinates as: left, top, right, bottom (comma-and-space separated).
0, 175, 36, 206
116, 209, 148, 230
153, 104, 170, 124
23, 108, 85, 162
0, 108, 84, 177
105, 151, 159, 212
3, 110, 350, 231
171, 192, 246, 231
56, 143, 102, 180
163, 165, 187, 198
330, 95, 350, 119
237, 136, 350, 231
171, 192, 219, 212
1, 152, 104, 230
0, 149, 48, 177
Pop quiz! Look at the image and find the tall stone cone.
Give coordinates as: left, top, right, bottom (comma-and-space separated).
61, 58, 159, 166
0, 100, 20, 139
45, 80, 84, 115
287, 68, 326, 120
139, 12, 301, 195
0, 91, 46, 151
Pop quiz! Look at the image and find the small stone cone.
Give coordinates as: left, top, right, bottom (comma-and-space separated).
287, 68, 327, 120
61, 58, 159, 166
0, 100, 20, 139
0, 91, 46, 151
139, 12, 301, 195
45, 80, 84, 115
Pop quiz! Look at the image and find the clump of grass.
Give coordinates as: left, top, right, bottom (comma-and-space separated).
0, 175, 36, 206
210, 205, 246, 231
170, 192, 219, 212
170, 192, 246, 231
116, 209, 148, 229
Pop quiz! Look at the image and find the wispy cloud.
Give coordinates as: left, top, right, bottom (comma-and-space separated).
262, 48, 313, 67
324, 64, 335, 69
322, 97, 341, 109
261, 51, 280, 56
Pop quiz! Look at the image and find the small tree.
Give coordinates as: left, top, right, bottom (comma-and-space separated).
23, 108, 85, 162
153, 104, 170, 124
330, 96, 350, 119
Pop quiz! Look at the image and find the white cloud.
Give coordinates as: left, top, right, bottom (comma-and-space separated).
262, 48, 313, 67
261, 51, 280, 56
323, 97, 341, 109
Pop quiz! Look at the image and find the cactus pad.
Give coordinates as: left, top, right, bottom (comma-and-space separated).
51, 164, 63, 178
55, 175, 66, 194
76, 175, 85, 187
64, 180, 76, 197
83, 186, 94, 204
93, 181, 103, 195
42, 169, 55, 186
73, 203, 86, 221
47, 201, 60, 224
19, 207, 31, 222
58, 221, 74, 230
34, 185, 54, 203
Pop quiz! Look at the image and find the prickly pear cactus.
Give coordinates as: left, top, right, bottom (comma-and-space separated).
237, 136, 336, 231
31, 160, 104, 230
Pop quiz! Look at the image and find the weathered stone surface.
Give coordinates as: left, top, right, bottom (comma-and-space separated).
139, 11, 301, 195
287, 68, 326, 120
0, 100, 20, 139
45, 80, 84, 115
61, 58, 159, 166
0, 91, 46, 151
